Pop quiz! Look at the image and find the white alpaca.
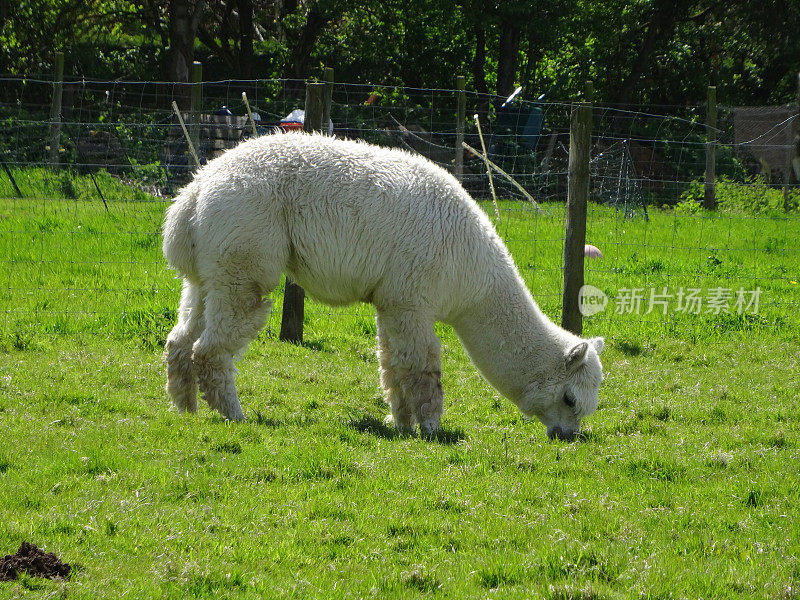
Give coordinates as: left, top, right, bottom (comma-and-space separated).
163, 133, 604, 440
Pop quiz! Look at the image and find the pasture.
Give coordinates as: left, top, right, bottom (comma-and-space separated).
0, 173, 799, 598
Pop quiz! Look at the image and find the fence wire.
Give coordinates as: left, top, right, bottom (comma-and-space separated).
0, 77, 798, 346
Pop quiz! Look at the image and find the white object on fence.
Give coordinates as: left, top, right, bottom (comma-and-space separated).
282, 109, 334, 135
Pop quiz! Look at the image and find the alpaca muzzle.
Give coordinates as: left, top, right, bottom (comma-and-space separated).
547, 425, 578, 442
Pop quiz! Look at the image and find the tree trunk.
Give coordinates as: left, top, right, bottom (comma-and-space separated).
472, 23, 489, 123
238, 0, 254, 79
166, 0, 206, 105
612, 0, 689, 115
523, 33, 539, 97
286, 3, 329, 82
0, 0, 10, 26
496, 18, 521, 99
142, 0, 169, 47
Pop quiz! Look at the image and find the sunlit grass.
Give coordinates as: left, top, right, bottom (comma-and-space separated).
0, 177, 799, 598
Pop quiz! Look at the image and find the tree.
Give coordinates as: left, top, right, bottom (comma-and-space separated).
194, 0, 261, 79
237, 0, 254, 78
0, 0, 88, 73
611, 0, 693, 108
165, 0, 206, 85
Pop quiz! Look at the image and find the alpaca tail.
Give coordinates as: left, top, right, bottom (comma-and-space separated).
162, 182, 199, 281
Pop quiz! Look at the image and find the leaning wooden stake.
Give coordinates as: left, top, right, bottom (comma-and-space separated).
280, 83, 326, 344
462, 142, 542, 212
561, 90, 592, 336
171, 101, 201, 169
1, 160, 23, 198
473, 114, 500, 221
241, 92, 258, 137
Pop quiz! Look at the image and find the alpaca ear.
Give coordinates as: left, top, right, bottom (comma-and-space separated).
565, 341, 589, 374
590, 337, 605, 354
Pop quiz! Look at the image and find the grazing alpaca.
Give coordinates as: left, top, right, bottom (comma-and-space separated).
163, 133, 604, 440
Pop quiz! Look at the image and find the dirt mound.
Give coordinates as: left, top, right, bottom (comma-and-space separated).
0, 542, 71, 581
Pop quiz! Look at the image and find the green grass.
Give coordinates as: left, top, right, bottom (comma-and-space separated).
1, 181, 799, 598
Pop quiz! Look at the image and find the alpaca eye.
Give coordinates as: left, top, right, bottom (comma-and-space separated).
563, 394, 575, 408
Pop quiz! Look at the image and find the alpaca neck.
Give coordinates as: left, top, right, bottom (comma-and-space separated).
451, 273, 569, 404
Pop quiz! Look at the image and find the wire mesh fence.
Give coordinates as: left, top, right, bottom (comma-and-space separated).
0, 75, 798, 347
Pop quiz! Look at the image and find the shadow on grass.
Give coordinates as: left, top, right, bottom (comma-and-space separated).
348, 414, 466, 445
615, 339, 643, 356
250, 411, 282, 427
575, 429, 603, 443
300, 339, 327, 352
250, 410, 319, 428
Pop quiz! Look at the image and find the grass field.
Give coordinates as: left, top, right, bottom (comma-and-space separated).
1, 173, 799, 598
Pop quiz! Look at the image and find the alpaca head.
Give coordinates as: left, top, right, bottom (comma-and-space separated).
519, 336, 604, 441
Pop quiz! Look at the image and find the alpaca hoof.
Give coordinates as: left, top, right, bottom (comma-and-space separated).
419, 422, 439, 439
385, 414, 414, 436
224, 407, 246, 422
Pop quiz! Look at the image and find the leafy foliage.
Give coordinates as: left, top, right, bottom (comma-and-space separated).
680, 177, 800, 215
1, 1, 798, 106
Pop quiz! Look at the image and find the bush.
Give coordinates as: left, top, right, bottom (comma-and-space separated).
679, 177, 800, 215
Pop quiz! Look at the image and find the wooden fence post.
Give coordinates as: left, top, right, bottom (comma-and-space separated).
704, 85, 717, 210
561, 85, 592, 336
455, 75, 466, 181
49, 52, 64, 168
304, 82, 325, 132
190, 61, 203, 165
279, 82, 325, 344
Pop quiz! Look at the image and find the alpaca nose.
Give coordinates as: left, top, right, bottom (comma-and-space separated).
547, 426, 577, 442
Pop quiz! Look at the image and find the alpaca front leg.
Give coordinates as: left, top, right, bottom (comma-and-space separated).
409, 372, 443, 438
376, 309, 443, 436
384, 389, 416, 435
378, 330, 415, 433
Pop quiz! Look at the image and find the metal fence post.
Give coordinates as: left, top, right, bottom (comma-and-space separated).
49, 52, 64, 168
455, 75, 466, 181
784, 73, 800, 212
793, 73, 800, 212
704, 85, 717, 210
190, 61, 203, 165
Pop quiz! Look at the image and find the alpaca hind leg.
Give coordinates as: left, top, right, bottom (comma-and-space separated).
193, 276, 272, 421
376, 309, 443, 436
165, 279, 204, 413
